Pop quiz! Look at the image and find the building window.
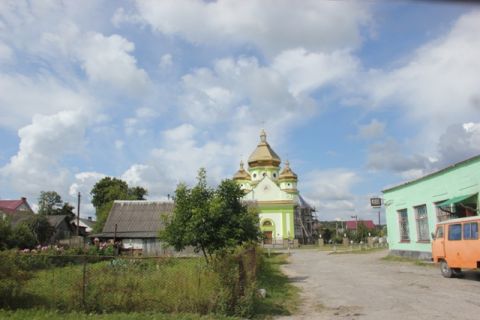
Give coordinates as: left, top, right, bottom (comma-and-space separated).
262, 172, 267, 177
253, 173, 257, 178
435, 200, 450, 222
463, 222, 478, 240
273, 173, 277, 178
448, 224, 462, 241
262, 220, 272, 227
398, 209, 410, 242
415, 205, 430, 242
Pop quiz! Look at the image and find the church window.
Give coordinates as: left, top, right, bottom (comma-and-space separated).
273, 173, 277, 178
288, 183, 291, 187
262, 172, 266, 177
240, 184, 243, 187
263, 220, 272, 226
253, 173, 257, 178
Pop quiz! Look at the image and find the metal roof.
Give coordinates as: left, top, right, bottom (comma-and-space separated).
102, 201, 174, 236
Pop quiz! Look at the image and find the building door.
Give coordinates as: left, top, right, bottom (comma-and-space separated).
263, 231, 273, 244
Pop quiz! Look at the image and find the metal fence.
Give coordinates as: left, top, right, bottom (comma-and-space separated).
0, 248, 258, 315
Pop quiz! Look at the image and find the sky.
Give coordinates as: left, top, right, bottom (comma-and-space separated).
1, 0, 480, 222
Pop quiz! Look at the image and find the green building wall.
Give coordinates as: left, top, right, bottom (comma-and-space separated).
383, 156, 480, 259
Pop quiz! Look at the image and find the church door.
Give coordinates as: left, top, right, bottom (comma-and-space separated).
264, 231, 273, 244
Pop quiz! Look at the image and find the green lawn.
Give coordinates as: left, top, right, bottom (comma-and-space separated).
254, 253, 300, 318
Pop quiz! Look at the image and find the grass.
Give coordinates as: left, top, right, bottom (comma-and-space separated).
381, 255, 434, 267
20, 258, 223, 314
0, 309, 239, 320
253, 253, 300, 318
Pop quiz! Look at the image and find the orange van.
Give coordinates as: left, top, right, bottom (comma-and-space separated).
431, 216, 480, 277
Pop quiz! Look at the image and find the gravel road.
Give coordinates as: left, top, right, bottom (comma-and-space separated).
276, 249, 480, 320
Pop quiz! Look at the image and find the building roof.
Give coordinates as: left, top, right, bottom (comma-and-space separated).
99, 200, 174, 239
233, 160, 252, 181
345, 220, 376, 230
46, 215, 70, 228
0, 197, 32, 213
382, 154, 480, 193
279, 160, 298, 181
248, 130, 281, 168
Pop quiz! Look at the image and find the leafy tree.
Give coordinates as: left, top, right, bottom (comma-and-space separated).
11, 223, 36, 249
27, 215, 54, 245
160, 168, 260, 263
38, 191, 63, 215
90, 177, 148, 232
0, 217, 13, 249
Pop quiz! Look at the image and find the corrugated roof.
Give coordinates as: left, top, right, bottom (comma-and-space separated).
102, 201, 174, 236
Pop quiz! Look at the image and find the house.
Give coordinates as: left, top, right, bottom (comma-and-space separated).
46, 215, 75, 243
93, 200, 175, 256
383, 155, 480, 259
232, 130, 316, 245
0, 197, 34, 215
345, 220, 376, 231
70, 216, 95, 237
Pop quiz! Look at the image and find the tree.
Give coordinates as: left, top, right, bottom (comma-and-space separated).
38, 191, 63, 215
90, 177, 148, 232
160, 168, 260, 263
27, 215, 54, 245
0, 217, 13, 250
11, 223, 36, 249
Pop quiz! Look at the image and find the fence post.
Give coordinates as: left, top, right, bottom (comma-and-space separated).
82, 255, 87, 310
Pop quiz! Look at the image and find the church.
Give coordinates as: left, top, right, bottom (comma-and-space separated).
233, 130, 316, 245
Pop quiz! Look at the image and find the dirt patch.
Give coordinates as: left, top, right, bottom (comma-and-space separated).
275, 249, 480, 320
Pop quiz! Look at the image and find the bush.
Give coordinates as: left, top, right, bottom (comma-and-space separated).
0, 251, 33, 308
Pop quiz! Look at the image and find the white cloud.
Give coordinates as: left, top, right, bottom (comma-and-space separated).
301, 169, 360, 220
361, 10, 480, 153
159, 53, 173, 68
125, 0, 371, 56
1, 110, 90, 202
78, 33, 151, 95
272, 48, 359, 96
366, 138, 431, 174
437, 122, 480, 166
357, 119, 385, 140
0, 74, 95, 129
0, 41, 13, 63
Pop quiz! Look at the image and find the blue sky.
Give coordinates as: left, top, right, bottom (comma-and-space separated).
1, 0, 480, 221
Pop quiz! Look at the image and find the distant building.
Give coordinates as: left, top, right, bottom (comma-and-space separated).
383, 155, 480, 259
0, 197, 34, 215
93, 200, 175, 255
345, 220, 376, 231
233, 130, 316, 244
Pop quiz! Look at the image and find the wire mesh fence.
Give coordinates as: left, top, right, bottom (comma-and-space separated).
0, 247, 258, 316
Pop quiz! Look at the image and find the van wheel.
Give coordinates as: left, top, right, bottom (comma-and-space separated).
440, 260, 453, 278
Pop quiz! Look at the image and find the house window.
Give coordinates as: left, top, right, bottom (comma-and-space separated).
463, 222, 478, 240
415, 205, 430, 242
435, 200, 450, 222
398, 209, 410, 242
448, 224, 462, 241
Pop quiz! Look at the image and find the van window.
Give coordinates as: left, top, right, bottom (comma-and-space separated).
448, 224, 462, 241
463, 222, 479, 240
435, 226, 444, 239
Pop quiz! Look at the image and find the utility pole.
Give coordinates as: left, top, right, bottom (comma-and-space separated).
76, 192, 81, 236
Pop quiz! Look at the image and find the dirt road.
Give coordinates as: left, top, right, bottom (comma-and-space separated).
277, 249, 480, 320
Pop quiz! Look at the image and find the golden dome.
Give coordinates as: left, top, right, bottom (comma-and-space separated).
279, 160, 298, 181
233, 160, 251, 181
247, 130, 281, 168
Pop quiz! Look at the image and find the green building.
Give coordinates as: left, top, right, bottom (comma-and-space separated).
383, 155, 480, 259
232, 130, 315, 244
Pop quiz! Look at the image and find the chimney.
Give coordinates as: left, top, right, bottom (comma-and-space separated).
88, 216, 92, 221
21, 197, 26, 201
